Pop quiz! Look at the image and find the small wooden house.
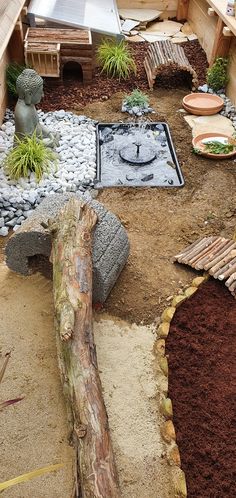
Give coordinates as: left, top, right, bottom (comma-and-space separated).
24, 27, 93, 82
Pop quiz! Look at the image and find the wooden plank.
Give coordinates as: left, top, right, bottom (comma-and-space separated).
0, 48, 9, 124
0, 0, 25, 61
25, 42, 59, 53
188, 0, 218, 61
210, 17, 232, 66
207, 0, 236, 37
177, 0, 190, 20
227, 37, 236, 105
26, 28, 91, 45
117, 0, 177, 10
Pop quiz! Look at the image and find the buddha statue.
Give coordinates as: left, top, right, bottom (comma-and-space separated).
14, 68, 59, 147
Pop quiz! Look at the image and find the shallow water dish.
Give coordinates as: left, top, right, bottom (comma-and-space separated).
183, 93, 224, 115
192, 132, 236, 158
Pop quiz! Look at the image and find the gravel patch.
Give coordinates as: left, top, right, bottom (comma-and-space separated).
0, 109, 97, 236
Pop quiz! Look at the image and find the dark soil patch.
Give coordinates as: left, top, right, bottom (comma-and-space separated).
41, 40, 207, 112
154, 66, 193, 90
166, 279, 236, 498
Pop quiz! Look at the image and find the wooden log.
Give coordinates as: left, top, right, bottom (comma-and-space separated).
193, 238, 226, 269
218, 259, 236, 280
49, 198, 120, 498
181, 238, 216, 264
195, 241, 228, 270
204, 241, 235, 270
225, 272, 236, 287
210, 251, 236, 277
173, 237, 205, 261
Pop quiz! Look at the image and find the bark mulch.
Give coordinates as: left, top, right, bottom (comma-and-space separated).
166, 279, 236, 498
42, 40, 208, 112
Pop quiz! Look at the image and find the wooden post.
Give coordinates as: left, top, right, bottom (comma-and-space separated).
177, 0, 190, 21
49, 198, 120, 498
8, 20, 24, 64
210, 18, 232, 66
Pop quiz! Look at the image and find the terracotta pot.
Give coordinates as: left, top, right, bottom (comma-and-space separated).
183, 102, 222, 115
183, 93, 224, 115
192, 132, 236, 159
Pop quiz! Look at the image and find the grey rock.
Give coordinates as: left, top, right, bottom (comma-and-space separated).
0, 226, 9, 236
6, 218, 17, 227
198, 84, 208, 92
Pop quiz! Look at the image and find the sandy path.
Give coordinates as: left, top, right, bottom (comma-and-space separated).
94, 315, 172, 498
0, 263, 74, 498
0, 261, 172, 497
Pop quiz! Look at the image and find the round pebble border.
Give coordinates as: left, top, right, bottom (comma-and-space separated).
0, 109, 97, 236
154, 273, 209, 497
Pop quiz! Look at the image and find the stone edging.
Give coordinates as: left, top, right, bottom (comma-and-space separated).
155, 274, 209, 497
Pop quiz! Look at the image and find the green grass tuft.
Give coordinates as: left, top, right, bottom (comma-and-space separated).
4, 132, 57, 182
6, 63, 29, 97
97, 39, 136, 80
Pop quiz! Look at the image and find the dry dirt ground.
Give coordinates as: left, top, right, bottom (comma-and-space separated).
0, 87, 235, 496
83, 89, 236, 324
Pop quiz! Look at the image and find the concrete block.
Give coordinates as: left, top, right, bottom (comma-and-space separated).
5, 193, 129, 303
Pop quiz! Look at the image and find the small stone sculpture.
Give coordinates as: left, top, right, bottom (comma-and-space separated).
14, 68, 59, 147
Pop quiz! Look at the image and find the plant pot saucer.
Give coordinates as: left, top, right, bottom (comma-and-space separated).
183, 93, 224, 115
192, 132, 236, 159
183, 102, 222, 115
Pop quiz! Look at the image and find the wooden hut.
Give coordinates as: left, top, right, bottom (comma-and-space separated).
24, 28, 93, 82
0, 0, 27, 123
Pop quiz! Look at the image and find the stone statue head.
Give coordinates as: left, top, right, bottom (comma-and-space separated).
16, 69, 44, 105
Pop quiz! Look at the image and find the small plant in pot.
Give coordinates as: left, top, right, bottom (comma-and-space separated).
122, 89, 153, 116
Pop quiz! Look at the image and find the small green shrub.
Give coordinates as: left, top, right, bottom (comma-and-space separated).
6, 63, 29, 97
125, 89, 149, 108
97, 39, 136, 79
4, 132, 57, 182
206, 57, 229, 91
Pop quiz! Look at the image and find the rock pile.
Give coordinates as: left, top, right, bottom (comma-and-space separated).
121, 101, 155, 116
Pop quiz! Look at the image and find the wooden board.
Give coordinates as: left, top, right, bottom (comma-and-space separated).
207, 0, 236, 37
117, 0, 178, 18
177, 0, 190, 20
209, 17, 232, 65
0, 48, 9, 124
0, 0, 25, 60
25, 28, 92, 45
188, 0, 217, 61
227, 37, 236, 105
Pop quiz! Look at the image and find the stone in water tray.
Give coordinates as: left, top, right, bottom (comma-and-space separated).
95, 123, 184, 188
